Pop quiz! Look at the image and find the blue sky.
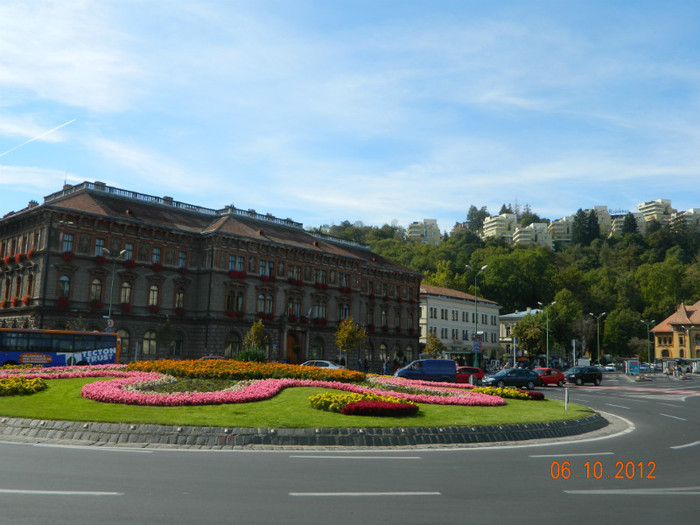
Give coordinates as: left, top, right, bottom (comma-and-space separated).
1, 0, 699, 233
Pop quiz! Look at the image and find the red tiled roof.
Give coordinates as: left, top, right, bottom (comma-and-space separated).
651, 299, 700, 333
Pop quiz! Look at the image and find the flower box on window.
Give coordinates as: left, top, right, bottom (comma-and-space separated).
14, 253, 24, 263
382, 325, 389, 332
397, 297, 403, 303
288, 314, 298, 323
124, 260, 136, 269
120, 303, 132, 313
152, 262, 163, 272
22, 295, 31, 306
178, 267, 188, 275
62, 251, 75, 262
225, 310, 236, 318
260, 275, 275, 282
175, 308, 186, 316
312, 317, 327, 326
339, 286, 352, 294
2, 255, 12, 265
90, 300, 104, 310
383, 296, 390, 302
368, 293, 376, 300
27, 249, 35, 260
229, 270, 246, 279
94, 256, 107, 265
236, 311, 245, 318
149, 305, 160, 313
57, 297, 70, 308
265, 313, 275, 321
11, 296, 19, 307
300, 316, 309, 324
0, 299, 7, 309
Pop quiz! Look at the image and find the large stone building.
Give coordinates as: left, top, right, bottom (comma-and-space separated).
0, 182, 421, 369
651, 300, 700, 362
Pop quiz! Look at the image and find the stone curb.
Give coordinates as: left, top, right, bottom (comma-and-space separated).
0, 413, 607, 449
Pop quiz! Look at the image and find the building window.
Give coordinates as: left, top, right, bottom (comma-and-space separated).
90, 279, 103, 301
310, 336, 324, 360
94, 238, 105, 257
26, 274, 34, 297
61, 233, 74, 252
148, 285, 159, 306
152, 247, 161, 264
224, 332, 242, 358
175, 288, 185, 309
120, 282, 132, 304
257, 294, 265, 313
124, 243, 134, 260
178, 251, 187, 268
265, 295, 273, 314
142, 331, 157, 356
58, 276, 71, 298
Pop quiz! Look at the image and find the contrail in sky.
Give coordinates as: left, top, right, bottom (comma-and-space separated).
0, 118, 77, 158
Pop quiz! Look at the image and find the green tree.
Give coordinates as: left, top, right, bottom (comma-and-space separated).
602, 308, 640, 358
466, 205, 489, 233
424, 332, 446, 358
622, 212, 638, 234
511, 314, 543, 355
156, 317, 179, 356
335, 317, 369, 365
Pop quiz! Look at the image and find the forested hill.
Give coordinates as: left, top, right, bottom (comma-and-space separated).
308, 220, 700, 358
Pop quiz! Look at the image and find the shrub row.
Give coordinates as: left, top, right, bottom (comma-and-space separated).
471, 386, 545, 400
341, 400, 419, 417
126, 359, 365, 383
309, 391, 418, 413
0, 376, 47, 396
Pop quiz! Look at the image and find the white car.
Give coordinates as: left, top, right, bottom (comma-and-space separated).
605, 364, 616, 371
300, 360, 345, 369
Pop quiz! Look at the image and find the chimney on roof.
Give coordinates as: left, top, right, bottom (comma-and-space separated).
163, 196, 173, 206
94, 181, 106, 191
27, 200, 38, 209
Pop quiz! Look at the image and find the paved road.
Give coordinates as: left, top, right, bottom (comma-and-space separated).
0, 373, 698, 524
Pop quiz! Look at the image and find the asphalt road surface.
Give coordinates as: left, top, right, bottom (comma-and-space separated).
0, 372, 698, 524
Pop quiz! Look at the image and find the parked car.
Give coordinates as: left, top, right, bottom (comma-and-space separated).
300, 360, 345, 369
605, 364, 616, 372
564, 366, 602, 385
534, 367, 566, 387
456, 366, 485, 385
395, 359, 457, 382
482, 368, 542, 390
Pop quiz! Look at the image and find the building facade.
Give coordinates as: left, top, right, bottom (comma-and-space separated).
512, 222, 553, 249
419, 284, 500, 366
0, 182, 421, 369
407, 219, 441, 245
651, 300, 700, 361
481, 213, 517, 243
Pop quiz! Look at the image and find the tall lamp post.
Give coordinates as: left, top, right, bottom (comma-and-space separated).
538, 301, 556, 367
589, 312, 606, 364
640, 319, 655, 365
466, 264, 488, 367
103, 248, 127, 331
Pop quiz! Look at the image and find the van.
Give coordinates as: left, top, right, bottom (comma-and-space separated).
394, 359, 456, 382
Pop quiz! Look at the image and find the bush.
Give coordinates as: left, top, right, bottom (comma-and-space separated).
233, 349, 268, 362
341, 400, 419, 417
524, 390, 545, 400
471, 386, 533, 400
127, 359, 365, 383
309, 391, 417, 413
0, 376, 47, 396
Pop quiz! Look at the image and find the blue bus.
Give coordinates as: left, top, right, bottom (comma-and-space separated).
0, 328, 121, 367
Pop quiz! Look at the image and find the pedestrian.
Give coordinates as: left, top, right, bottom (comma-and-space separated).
382, 357, 391, 375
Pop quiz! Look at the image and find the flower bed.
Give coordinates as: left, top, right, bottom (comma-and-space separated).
0, 376, 47, 396
342, 400, 418, 417
309, 391, 416, 413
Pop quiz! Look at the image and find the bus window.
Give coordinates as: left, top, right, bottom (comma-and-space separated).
74, 336, 97, 352
53, 334, 74, 352
6, 332, 28, 351
28, 333, 53, 352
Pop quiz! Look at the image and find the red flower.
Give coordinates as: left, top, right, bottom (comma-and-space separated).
11, 296, 19, 307
124, 260, 136, 269
27, 248, 35, 260
236, 311, 245, 318
14, 252, 24, 263
57, 297, 70, 308
152, 262, 163, 272
300, 316, 309, 324
149, 305, 160, 313
95, 256, 107, 265
3, 255, 13, 265
90, 300, 104, 310
229, 270, 246, 279
120, 303, 132, 313
22, 295, 31, 306
225, 310, 236, 318
0, 299, 7, 309
288, 314, 298, 323
175, 308, 186, 316
62, 251, 75, 262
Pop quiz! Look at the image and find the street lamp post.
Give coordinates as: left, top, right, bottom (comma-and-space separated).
640, 319, 655, 365
466, 264, 488, 367
538, 301, 556, 367
589, 312, 606, 364
103, 248, 127, 330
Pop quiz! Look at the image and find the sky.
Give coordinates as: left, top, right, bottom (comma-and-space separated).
1, 1, 699, 233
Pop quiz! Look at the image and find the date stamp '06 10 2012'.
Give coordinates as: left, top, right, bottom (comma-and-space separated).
550, 461, 656, 480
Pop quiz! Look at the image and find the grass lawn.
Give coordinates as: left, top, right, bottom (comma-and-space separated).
0, 378, 594, 428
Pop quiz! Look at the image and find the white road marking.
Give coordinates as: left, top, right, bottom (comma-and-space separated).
670, 441, 700, 450
290, 455, 421, 460
605, 403, 630, 409
0, 489, 123, 496
290, 491, 440, 497
659, 413, 687, 421
530, 452, 614, 458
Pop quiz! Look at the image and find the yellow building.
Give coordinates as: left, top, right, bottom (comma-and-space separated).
651, 300, 700, 361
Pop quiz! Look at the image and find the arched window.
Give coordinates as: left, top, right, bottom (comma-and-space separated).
379, 343, 388, 362
366, 306, 374, 326
142, 330, 157, 356
661, 349, 670, 357
226, 290, 236, 311
3, 278, 10, 300
405, 345, 414, 362
380, 308, 387, 327
27, 274, 34, 297
58, 276, 71, 298
265, 294, 273, 314
148, 285, 159, 306
169, 333, 183, 357
14, 276, 22, 297
224, 332, 242, 358
90, 279, 103, 301
236, 291, 244, 312
257, 294, 265, 313
120, 282, 132, 304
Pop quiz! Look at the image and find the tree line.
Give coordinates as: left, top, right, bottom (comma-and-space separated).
309, 209, 700, 362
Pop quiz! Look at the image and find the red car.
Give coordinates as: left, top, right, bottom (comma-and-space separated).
456, 366, 485, 385
534, 367, 566, 387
